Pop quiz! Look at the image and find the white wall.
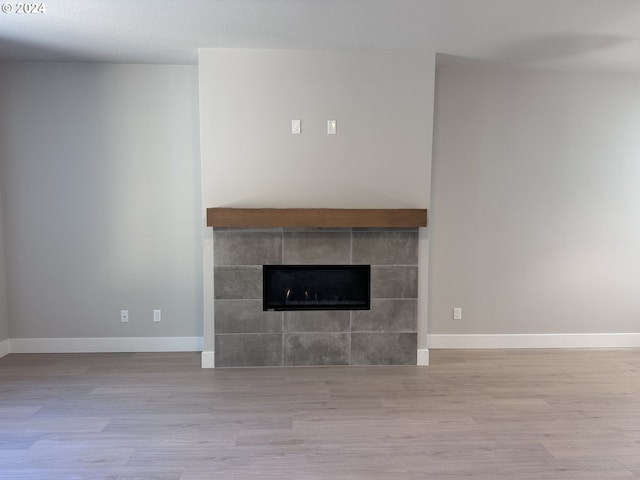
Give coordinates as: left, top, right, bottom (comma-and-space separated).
429, 56, 640, 342
199, 49, 433, 208
199, 49, 434, 353
0, 186, 9, 342
0, 62, 203, 342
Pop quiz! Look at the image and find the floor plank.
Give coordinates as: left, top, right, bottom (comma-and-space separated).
0, 349, 639, 479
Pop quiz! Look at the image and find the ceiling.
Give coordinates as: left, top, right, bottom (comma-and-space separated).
1, 0, 640, 71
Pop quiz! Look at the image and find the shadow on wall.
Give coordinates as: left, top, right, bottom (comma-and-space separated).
496, 34, 633, 65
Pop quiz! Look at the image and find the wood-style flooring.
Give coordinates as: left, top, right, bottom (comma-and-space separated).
1, 349, 639, 479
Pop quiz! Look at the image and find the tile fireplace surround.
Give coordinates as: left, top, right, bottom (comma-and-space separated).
213, 227, 419, 367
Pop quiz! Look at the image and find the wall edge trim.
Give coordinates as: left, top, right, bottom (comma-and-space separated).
427, 333, 640, 349
10, 336, 204, 353
417, 348, 429, 365
201, 350, 215, 368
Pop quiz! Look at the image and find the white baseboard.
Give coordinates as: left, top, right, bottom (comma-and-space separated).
9, 334, 638, 363
427, 333, 640, 349
417, 348, 429, 365
0, 339, 10, 358
201, 350, 215, 368
10, 336, 204, 354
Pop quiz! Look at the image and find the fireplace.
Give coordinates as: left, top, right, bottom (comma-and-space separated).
263, 264, 371, 311
211, 227, 419, 367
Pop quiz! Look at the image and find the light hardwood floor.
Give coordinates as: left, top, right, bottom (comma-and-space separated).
1, 349, 639, 479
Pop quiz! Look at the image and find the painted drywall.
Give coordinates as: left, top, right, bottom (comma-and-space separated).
429, 56, 640, 336
199, 49, 434, 352
0, 62, 203, 339
199, 49, 433, 209
0, 185, 9, 342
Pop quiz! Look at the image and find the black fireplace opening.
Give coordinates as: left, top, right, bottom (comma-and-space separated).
263, 264, 371, 311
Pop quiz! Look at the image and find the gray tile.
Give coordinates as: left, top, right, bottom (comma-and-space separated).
370, 266, 418, 299
215, 299, 282, 334
215, 334, 282, 367
352, 231, 418, 265
214, 266, 262, 299
284, 310, 350, 333
283, 231, 350, 264
351, 299, 417, 333
214, 231, 282, 266
351, 333, 417, 365
284, 333, 350, 366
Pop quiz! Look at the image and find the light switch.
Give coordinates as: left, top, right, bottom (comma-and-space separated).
327, 120, 337, 135
292, 119, 301, 134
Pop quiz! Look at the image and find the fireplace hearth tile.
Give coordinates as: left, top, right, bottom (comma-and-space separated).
352, 299, 417, 333
215, 300, 283, 334
214, 230, 282, 266
284, 333, 350, 366
370, 266, 418, 299
352, 231, 419, 265
214, 266, 262, 299
351, 333, 417, 365
283, 231, 350, 264
215, 334, 282, 367
284, 310, 350, 333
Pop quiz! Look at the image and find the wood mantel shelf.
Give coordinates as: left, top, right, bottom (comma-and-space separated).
207, 208, 428, 228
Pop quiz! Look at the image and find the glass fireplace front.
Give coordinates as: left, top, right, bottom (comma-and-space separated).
263, 264, 371, 311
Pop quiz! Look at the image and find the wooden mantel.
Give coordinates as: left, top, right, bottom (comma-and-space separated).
207, 208, 428, 228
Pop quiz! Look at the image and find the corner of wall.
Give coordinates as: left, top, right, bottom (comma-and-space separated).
0, 184, 10, 343
0, 339, 9, 358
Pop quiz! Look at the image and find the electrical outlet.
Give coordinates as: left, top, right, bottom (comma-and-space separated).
453, 307, 462, 320
120, 309, 129, 323
153, 309, 161, 322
